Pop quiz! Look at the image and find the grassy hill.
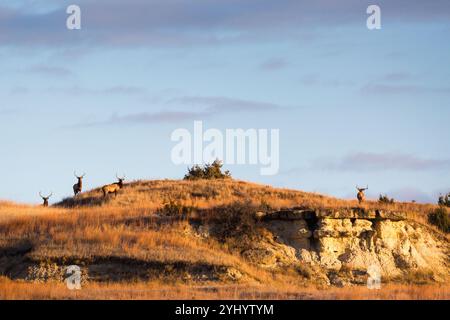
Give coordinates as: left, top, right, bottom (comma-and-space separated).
0, 179, 448, 299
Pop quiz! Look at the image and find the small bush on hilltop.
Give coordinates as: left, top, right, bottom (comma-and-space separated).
438, 193, 450, 207
184, 160, 231, 180
378, 194, 395, 204
428, 207, 450, 233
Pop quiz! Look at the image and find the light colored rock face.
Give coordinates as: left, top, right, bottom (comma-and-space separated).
265, 220, 312, 251
261, 212, 449, 283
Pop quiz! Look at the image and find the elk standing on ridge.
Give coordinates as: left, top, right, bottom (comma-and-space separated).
356, 185, 368, 204
102, 174, 125, 197
73, 171, 85, 196
39, 192, 52, 207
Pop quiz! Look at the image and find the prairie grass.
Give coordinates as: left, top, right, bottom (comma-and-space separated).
55, 179, 442, 213
0, 179, 448, 300
2, 179, 444, 221
0, 277, 448, 300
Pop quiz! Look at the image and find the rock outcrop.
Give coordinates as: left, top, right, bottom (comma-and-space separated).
250, 208, 449, 284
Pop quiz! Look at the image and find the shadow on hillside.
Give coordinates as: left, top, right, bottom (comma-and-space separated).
0, 240, 33, 257
0, 240, 34, 279
90, 257, 228, 282
55, 195, 106, 208
20, 255, 227, 283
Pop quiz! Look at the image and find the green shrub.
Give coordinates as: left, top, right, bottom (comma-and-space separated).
428, 207, 450, 233
184, 159, 231, 180
378, 194, 395, 204
438, 193, 450, 207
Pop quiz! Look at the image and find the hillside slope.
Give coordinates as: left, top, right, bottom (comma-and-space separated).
0, 179, 448, 298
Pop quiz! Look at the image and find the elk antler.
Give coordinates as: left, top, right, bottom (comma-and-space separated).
74, 171, 85, 178
39, 191, 53, 199
116, 173, 126, 180
356, 185, 369, 191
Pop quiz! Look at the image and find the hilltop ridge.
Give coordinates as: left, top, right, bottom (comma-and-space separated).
55, 178, 438, 213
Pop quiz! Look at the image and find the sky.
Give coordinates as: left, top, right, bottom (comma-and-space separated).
0, 0, 449, 204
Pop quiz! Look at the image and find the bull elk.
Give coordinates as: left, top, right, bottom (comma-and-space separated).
73, 171, 85, 196
39, 192, 52, 207
356, 185, 368, 204
102, 174, 125, 197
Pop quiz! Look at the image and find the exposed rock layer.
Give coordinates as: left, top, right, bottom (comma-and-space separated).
250, 208, 449, 284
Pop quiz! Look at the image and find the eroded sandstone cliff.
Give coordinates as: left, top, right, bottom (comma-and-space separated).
241, 208, 449, 285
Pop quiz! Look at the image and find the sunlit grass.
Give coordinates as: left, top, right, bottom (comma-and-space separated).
0, 179, 448, 300
0, 277, 448, 300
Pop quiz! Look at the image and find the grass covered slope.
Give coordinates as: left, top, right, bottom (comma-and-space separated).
0, 179, 448, 299
56, 179, 439, 214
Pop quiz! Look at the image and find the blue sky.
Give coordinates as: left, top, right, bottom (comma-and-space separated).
0, 0, 449, 204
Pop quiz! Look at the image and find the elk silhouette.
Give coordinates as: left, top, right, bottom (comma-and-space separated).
356, 185, 368, 204
39, 192, 52, 207
102, 174, 125, 197
73, 171, 85, 196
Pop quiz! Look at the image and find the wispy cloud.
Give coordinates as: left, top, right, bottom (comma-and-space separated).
380, 72, 413, 82
24, 65, 72, 77
259, 58, 289, 71
386, 187, 435, 203
299, 74, 319, 86
2, 1, 450, 49
47, 85, 147, 96
299, 73, 353, 88
168, 96, 281, 113
74, 95, 282, 127
314, 152, 450, 172
9, 86, 29, 95
82, 111, 208, 127
360, 84, 450, 95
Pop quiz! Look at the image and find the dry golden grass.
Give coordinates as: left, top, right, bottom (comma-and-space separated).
1, 179, 444, 233
0, 203, 68, 223
0, 277, 448, 300
0, 179, 448, 300
0, 179, 442, 265
53, 179, 441, 212
2, 179, 444, 220
0, 202, 297, 290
